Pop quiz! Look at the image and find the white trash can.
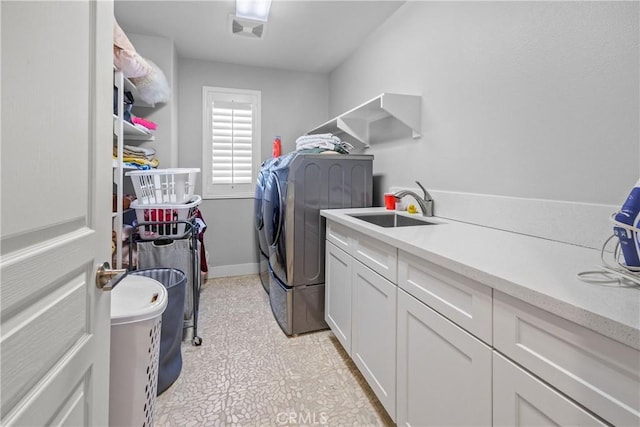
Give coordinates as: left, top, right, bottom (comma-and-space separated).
109, 275, 168, 427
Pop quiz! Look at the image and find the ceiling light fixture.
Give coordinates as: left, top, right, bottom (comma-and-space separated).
235, 0, 272, 22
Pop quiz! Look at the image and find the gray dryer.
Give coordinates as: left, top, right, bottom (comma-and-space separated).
263, 151, 373, 335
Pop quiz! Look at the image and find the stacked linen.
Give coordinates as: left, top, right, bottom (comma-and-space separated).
131, 116, 158, 135
295, 133, 354, 154
113, 144, 159, 170
132, 116, 157, 131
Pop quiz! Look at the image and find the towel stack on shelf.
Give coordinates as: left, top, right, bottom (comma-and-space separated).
295, 133, 353, 154
113, 144, 159, 170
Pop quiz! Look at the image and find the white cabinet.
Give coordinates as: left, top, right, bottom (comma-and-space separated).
353, 232, 397, 283
326, 220, 352, 253
325, 241, 353, 354
324, 220, 398, 420
325, 214, 640, 426
494, 291, 640, 427
351, 260, 397, 420
493, 352, 607, 426
396, 288, 492, 427
398, 250, 493, 344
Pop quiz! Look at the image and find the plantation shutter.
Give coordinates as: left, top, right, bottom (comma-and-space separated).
202, 87, 261, 199
211, 101, 253, 185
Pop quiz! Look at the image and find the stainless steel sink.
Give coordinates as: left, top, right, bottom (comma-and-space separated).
348, 213, 440, 228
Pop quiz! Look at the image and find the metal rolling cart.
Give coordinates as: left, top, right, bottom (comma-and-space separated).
124, 168, 204, 346
128, 219, 203, 346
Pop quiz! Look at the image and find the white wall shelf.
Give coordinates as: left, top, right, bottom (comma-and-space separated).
112, 114, 155, 140
307, 93, 421, 148
113, 69, 156, 269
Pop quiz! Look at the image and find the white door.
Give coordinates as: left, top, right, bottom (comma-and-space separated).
1, 1, 113, 425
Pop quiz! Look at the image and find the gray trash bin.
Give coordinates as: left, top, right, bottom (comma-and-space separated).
131, 268, 187, 395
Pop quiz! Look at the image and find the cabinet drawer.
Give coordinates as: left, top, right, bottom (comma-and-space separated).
494, 291, 640, 426
493, 352, 606, 426
326, 221, 352, 254
352, 232, 397, 283
398, 251, 492, 344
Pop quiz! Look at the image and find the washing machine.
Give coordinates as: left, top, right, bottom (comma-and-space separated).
254, 157, 280, 293
263, 151, 373, 335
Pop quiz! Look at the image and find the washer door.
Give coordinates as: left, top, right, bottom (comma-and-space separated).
253, 169, 265, 232
263, 170, 283, 249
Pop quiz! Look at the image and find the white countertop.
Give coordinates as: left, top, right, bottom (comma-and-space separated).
321, 207, 640, 350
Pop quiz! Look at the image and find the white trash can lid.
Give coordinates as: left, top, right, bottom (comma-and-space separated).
111, 275, 168, 325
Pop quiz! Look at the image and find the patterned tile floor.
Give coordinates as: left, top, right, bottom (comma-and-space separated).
154, 274, 394, 427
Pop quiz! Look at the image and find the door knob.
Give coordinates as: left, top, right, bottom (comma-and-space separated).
96, 262, 128, 291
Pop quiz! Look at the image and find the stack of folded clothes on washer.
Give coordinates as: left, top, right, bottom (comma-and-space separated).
295, 133, 353, 154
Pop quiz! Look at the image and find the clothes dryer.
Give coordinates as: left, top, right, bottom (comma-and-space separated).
263, 151, 373, 335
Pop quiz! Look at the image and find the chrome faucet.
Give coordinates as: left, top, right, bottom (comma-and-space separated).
394, 181, 434, 217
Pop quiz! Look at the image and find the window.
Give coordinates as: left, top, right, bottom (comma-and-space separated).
202, 87, 261, 199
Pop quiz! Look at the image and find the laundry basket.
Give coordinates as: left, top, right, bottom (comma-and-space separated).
110, 275, 168, 427
131, 268, 187, 395
126, 168, 200, 204
131, 195, 202, 240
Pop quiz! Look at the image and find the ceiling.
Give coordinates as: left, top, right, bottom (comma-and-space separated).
115, 0, 405, 73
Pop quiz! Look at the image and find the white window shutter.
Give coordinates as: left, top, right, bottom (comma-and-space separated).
202, 87, 261, 199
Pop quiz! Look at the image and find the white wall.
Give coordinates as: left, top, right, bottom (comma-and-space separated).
177, 59, 329, 276
330, 1, 639, 248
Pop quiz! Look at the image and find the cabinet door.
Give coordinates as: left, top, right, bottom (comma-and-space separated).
493, 352, 607, 426
397, 289, 491, 427
325, 241, 353, 354
352, 260, 397, 421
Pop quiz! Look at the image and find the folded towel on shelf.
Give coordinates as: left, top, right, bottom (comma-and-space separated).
113, 145, 159, 169
122, 157, 159, 168
114, 145, 156, 160
131, 116, 158, 131
122, 160, 158, 170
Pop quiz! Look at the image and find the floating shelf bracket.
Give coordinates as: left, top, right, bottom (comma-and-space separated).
307, 93, 422, 148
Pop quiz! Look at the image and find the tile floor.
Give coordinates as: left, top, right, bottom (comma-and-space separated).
154, 274, 394, 426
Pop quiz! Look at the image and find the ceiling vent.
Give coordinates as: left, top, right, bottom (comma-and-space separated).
228, 14, 266, 39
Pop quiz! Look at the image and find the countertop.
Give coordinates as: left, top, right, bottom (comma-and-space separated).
321, 207, 640, 350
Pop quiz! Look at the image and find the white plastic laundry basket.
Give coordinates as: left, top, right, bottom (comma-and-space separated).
131, 195, 202, 240
126, 168, 200, 204
109, 275, 168, 427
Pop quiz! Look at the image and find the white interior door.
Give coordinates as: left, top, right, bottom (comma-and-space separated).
1, 1, 113, 425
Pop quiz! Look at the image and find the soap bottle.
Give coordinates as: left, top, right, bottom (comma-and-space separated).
272, 135, 281, 157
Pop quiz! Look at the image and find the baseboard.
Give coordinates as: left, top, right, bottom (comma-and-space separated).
208, 262, 259, 279
390, 187, 617, 250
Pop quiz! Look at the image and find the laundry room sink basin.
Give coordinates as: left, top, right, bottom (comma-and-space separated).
348, 213, 440, 228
